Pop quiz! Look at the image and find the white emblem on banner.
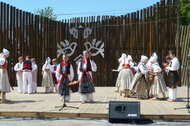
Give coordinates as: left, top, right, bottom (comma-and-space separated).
84, 39, 104, 58
69, 28, 78, 39
57, 40, 77, 58
83, 28, 92, 39
74, 54, 83, 65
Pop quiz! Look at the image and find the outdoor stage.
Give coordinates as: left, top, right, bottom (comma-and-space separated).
0, 87, 190, 120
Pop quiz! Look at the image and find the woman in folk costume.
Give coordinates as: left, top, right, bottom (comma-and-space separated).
114, 54, 134, 97
31, 58, 38, 93
77, 50, 97, 104
42, 57, 54, 93
165, 50, 180, 102
56, 55, 74, 102
14, 56, 23, 93
112, 53, 127, 92
146, 52, 158, 98
0, 48, 10, 102
149, 56, 167, 100
127, 55, 137, 74
51, 58, 58, 92
130, 55, 148, 99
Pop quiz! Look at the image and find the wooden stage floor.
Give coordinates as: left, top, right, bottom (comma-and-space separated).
0, 87, 190, 120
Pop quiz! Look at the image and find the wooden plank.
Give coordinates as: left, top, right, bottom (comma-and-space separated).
22, 11, 25, 58
20, 10, 23, 57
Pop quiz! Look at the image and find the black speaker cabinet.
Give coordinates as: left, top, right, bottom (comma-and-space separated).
109, 101, 140, 122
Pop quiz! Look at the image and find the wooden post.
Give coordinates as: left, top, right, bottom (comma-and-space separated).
176, 0, 181, 86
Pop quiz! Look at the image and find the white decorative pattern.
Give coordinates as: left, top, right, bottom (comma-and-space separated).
83, 28, 92, 39
57, 40, 77, 58
69, 27, 78, 39
74, 54, 83, 65
84, 39, 104, 58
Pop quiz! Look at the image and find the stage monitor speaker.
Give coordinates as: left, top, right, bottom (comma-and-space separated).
109, 101, 140, 122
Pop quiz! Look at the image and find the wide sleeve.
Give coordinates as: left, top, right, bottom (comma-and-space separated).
77, 61, 81, 75
56, 64, 61, 81
42, 64, 45, 71
153, 65, 162, 73
21, 63, 24, 70
14, 63, 20, 71
32, 63, 37, 71
49, 65, 54, 72
91, 60, 97, 72
139, 65, 147, 75
69, 64, 74, 81
166, 58, 180, 71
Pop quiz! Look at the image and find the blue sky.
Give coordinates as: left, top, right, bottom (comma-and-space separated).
0, 0, 160, 20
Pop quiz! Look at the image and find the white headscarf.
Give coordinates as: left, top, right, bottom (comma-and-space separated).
128, 55, 133, 61
150, 56, 157, 63
2, 48, 9, 56
140, 55, 148, 62
152, 52, 158, 60
45, 57, 51, 65
118, 53, 127, 63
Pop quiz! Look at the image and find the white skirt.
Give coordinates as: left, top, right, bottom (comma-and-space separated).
0, 69, 10, 92
150, 73, 168, 95
42, 71, 53, 87
119, 69, 134, 91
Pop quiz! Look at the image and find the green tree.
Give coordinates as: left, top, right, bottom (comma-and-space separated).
34, 6, 57, 20
180, 0, 190, 26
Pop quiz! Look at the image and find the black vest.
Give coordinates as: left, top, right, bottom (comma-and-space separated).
80, 59, 92, 72
60, 62, 70, 74
23, 60, 32, 70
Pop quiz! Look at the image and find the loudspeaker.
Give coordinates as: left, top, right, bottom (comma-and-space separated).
109, 101, 140, 122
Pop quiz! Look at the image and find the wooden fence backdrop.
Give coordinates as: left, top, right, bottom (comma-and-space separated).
0, 0, 188, 86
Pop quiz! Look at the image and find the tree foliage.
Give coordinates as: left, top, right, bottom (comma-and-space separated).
34, 6, 57, 20
180, 0, 190, 26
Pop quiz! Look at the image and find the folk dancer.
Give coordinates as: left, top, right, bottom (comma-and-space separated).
42, 57, 54, 93
146, 52, 158, 98
112, 53, 127, 92
31, 58, 38, 93
21, 56, 36, 94
130, 55, 148, 99
165, 50, 180, 102
77, 50, 97, 104
149, 56, 167, 100
51, 58, 58, 92
162, 55, 171, 87
56, 55, 74, 102
14, 56, 23, 93
0, 48, 11, 102
113, 54, 134, 97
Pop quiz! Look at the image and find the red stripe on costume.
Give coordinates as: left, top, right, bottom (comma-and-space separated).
79, 71, 94, 85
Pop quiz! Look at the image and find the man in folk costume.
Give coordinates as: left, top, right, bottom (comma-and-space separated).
51, 58, 58, 92
14, 56, 23, 93
130, 55, 148, 99
56, 54, 74, 102
31, 58, 38, 93
21, 56, 36, 94
165, 50, 180, 102
149, 56, 167, 100
42, 57, 54, 93
77, 50, 97, 104
0, 48, 11, 102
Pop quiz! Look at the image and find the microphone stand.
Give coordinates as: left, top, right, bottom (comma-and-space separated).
56, 54, 79, 111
